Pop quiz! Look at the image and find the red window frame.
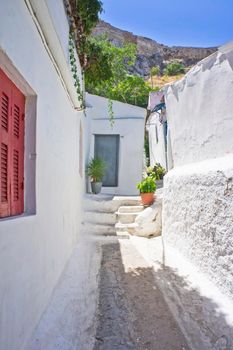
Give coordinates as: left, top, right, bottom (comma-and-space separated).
0, 68, 25, 218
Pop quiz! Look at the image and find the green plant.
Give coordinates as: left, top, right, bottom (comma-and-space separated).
147, 163, 166, 180
85, 36, 158, 108
108, 99, 114, 127
137, 176, 156, 193
69, 32, 84, 108
164, 61, 185, 76
87, 157, 106, 182
65, 0, 103, 70
150, 66, 160, 76
150, 66, 160, 88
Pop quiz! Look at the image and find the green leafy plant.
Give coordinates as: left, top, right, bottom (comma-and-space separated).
85, 36, 158, 108
147, 163, 166, 180
137, 176, 156, 193
69, 32, 84, 108
108, 99, 114, 127
65, 0, 103, 70
150, 66, 160, 88
164, 61, 185, 76
87, 157, 106, 182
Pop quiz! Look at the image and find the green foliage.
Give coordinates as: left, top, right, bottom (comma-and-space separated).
108, 99, 114, 127
147, 163, 166, 180
150, 66, 160, 76
85, 36, 136, 88
87, 157, 106, 182
164, 61, 185, 76
69, 32, 84, 108
144, 134, 150, 166
67, 2, 158, 109
66, 0, 103, 69
85, 36, 158, 108
137, 176, 156, 193
110, 75, 157, 108
76, 0, 103, 36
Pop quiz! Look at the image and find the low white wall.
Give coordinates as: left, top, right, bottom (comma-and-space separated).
163, 42, 233, 301
0, 1, 85, 349
86, 94, 146, 195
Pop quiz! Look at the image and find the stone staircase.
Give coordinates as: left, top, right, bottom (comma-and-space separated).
82, 194, 142, 237
115, 205, 144, 235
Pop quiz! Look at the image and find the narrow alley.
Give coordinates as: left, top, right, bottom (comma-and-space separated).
29, 235, 190, 350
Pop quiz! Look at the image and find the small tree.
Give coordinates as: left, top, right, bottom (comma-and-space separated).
164, 61, 185, 76
150, 66, 160, 87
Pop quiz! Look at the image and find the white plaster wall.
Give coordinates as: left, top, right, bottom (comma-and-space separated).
165, 42, 233, 167
163, 43, 233, 301
46, 0, 70, 63
0, 1, 85, 349
147, 112, 167, 169
86, 94, 146, 195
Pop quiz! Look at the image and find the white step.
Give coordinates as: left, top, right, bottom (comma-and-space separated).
116, 231, 130, 239
82, 223, 116, 236
117, 205, 144, 213
115, 212, 139, 224
113, 196, 141, 207
115, 222, 138, 234
84, 211, 116, 225
83, 198, 119, 213
84, 195, 142, 213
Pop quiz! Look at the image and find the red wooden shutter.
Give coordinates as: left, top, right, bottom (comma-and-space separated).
0, 70, 11, 217
10, 86, 25, 216
0, 69, 25, 218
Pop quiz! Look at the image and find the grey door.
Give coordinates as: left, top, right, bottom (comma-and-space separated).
94, 135, 119, 187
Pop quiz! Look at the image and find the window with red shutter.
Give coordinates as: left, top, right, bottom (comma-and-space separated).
0, 69, 25, 218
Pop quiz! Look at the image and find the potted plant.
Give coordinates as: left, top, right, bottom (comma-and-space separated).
87, 157, 106, 194
137, 175, 156, 206
147, 163, 166, 189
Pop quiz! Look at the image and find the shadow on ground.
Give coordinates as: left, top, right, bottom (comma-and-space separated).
93, 242, 233, 350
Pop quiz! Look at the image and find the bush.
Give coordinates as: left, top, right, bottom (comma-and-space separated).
147, 163, 166, 180
137, 176, 156, 193
164, 62, 185, 76
87, 157, 106, 182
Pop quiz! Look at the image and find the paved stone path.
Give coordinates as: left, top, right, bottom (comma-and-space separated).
94, 241, 190, 350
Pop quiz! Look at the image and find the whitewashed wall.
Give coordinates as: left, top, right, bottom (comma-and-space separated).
86, 94, 146, 195
147, 112, 167, 169
0, 1, 85, 350
162, 42, 233, 348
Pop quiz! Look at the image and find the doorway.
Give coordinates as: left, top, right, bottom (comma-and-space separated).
94, 135, 120, 187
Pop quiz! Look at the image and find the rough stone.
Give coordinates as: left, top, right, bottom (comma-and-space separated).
133, 192, 163, 238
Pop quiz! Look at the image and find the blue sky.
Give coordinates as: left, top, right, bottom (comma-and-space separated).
100, 0, 233, 47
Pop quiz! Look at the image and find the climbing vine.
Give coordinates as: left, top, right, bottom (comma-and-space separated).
108, 99, 114, 127
69, 32, 84, 109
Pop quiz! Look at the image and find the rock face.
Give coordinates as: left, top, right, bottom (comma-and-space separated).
92, 20, 217, 77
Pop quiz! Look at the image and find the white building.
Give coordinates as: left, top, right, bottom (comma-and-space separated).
85, 93, 145, 195
0, 2, 146, 349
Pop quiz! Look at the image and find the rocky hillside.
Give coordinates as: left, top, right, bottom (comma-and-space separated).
92, 20, 217, 77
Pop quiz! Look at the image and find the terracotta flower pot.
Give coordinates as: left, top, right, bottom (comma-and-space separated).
140, 192, 155, 206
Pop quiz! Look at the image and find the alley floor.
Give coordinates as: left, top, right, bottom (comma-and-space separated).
29, 236, 190, 350
93, 240, 189, 350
